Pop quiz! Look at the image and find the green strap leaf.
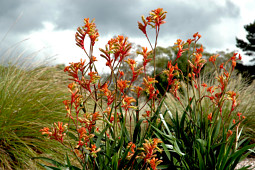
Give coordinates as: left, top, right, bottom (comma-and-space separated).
32, 157, 65, 167
196, 148, 205, 170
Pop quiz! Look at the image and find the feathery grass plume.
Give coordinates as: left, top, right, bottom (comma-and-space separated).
0, 43, 72, 169
164, 71, 255, 139
227, 74, 255, 140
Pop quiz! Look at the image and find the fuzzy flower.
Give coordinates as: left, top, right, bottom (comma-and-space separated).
138, 8, 167, 36
87, 144, 101, 158
40, 122, 67, 143
188, 53, 207, 77
138, 15, 148, 35
149, 157, 163, 170
193, 32, 201, 40
201, 83, 207, 88
100, 35, 132, 68
208, 113, 213, 122
126, 142, 136, 160
88, 71, 100, 84
122, 96, 137, 111
226, 130, 233, 140
147, 8, 167, 28
117, 79, 130, 94
174, 39, 186, 60
137, 47, 152, 73
227, 53, 242, 70
209, 54, 219, 64
143, 76, 159, 99
137, 138, 163, 169
75, 18, 99, 48
132, 86, 144, 98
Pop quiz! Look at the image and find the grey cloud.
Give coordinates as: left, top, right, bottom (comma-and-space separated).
0, 0, 240, 49
56, 0, 240, 33
54, 0, 144, 36
50, 0, 241, 51
160, 1, 240, 35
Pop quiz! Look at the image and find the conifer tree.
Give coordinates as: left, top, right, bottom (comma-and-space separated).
236, 20, 255, 62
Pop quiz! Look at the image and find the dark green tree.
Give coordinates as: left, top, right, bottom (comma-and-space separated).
236, 20, 255, 62
236, 20, 255, 82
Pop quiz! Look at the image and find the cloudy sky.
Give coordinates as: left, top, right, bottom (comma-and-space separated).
0, 0, 254, 71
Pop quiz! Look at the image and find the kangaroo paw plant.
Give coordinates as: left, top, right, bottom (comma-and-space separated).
35, 8, 255, 170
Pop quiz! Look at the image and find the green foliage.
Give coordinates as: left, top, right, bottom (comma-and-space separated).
0, 58, 70, 169
236, 20, 255, 61
35, 108, 164, 170
34, 8, 255, 170
153, 46, 237, 96
235, 20, 255, 82
229, 75, 255, 140
152, 102, 255, 169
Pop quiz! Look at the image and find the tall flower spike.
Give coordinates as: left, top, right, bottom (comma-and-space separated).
147, 8, 167, 28
227, 53, 242, 70
138, 138, 163, 169
40, 122, 67, 143
188, 52, 207, 77
174, 39, 186, 60
100, 35, 132, 68
138, 8, 167, 34
143, 76, 159, 100
64, 59, 87, 82
122, 96, 136, 111
138, 15, 147, 35
149, 157, 163, 170
132, 86, 143, 98
209, 54, 219, 64
117, 79, 130, 94
125, 58, 143, 82
114, 35, 132, 62
75, 18, 99, 49
163, 61, 179, 86
193, 32, 201, 41
137, 47, 152, 68
88, 71, 100, 84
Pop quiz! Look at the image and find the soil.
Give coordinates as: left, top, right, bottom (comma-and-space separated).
236, 158, 255, 169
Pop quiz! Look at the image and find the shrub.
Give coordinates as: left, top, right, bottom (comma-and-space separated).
36, 8, 255, 170
0, 54, 70, 169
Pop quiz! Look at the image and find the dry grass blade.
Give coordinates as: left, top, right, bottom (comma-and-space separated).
0, 46, 71, 169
